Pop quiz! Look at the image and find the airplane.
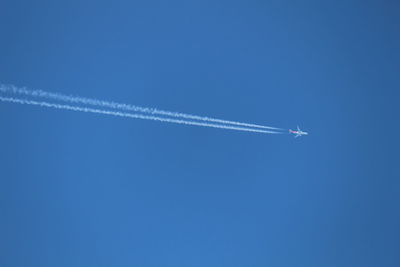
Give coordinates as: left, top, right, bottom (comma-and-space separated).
289, 126, 308, 138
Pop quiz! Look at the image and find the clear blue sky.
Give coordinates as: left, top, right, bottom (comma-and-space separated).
1, 1, 399, 266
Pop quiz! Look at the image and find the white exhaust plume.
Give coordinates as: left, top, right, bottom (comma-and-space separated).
0, 84, 281, 130
0, 96, 281, 134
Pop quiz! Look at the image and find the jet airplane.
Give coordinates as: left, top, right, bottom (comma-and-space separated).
289, 126, 308, 138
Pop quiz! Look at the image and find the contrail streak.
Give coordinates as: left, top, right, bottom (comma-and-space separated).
0, 96, 281, 134
0, 84, 281, 130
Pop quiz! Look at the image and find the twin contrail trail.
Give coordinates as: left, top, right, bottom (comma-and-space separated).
0, 84, 283, 134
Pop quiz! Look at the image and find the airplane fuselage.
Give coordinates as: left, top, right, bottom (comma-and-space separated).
289, 128, 308, 137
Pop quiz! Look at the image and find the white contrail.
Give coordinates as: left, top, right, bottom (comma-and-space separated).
0, 96, 281, 134
0, 84, 281, 130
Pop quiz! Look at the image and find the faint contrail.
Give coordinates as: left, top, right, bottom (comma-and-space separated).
0, 96, 281, 134
0, 84, 281, 130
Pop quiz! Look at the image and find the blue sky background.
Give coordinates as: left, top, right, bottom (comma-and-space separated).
0, 1, 399, 266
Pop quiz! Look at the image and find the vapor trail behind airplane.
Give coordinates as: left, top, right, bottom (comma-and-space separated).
0, 96, 281, 134
0, 84, 281, 130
